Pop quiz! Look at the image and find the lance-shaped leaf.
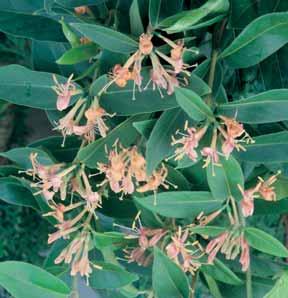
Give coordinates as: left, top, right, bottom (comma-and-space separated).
130, 0, 144, 36
264, 271, 288, 298
146, 108, 189, 175
89, 262, 138, 289
0, 261, 70, 298
153, 247, 190, 298
235, 131, 288, 163
91, 72, 210, 116
217, 89, 288, 123
76, 115, 148, 168
0, 65, 82, 110
207, 156, 244, 201
0, 177, 38, 209
159, 0, 229, 33
149, 0, 162, 27
70, 23, 138, 54
57, 43, 99, 65
221, 12, 288, 68
56, 0, 103, 7
190, 226, 227, 237
175, 87, 214, 122
0, 11, 65, 42
0, 147, 55, 169
134, 191, 223, 218
244, 227, 288, 257
201, 259, 243, 285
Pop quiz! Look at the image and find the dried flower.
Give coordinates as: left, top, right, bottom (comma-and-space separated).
74, 6, 88, 15
239, 236, 250, 272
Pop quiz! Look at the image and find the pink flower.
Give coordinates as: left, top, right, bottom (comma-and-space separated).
172, 124, 208, 161
206, 232, 229, 263
240, 236, 250, 272
52, 74, 80, 111
238, 184, 260, 217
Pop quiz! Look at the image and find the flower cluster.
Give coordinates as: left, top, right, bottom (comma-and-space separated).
166, 227, 203, 274
206, 231, 250, 272
171, 116, 253, 171
97, 142, 170, 199
124, 224, 204, 273
125, 227, 167, 266
100, 32, 192, 99
238, 172, 280, 217
53, 98, 113, 146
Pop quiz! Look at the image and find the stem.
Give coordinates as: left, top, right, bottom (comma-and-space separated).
71, 275, 79, 298
238, 203, 253, 298
246, 266, 253, 298
206, 49, 218, 107
190, 272, 198, 298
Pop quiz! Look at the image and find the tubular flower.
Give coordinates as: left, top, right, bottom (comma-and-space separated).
55, 231, 93, 279
238, 183, 261, 217
125, 227, 166, 266
206, 231, 250, 272
54, 98, 86, 146
166, 227, 203, 274
100, 32, 192, 98
258, 172, 280, 201
218, 116, 254, 159
73, 101, 114, 143
28, 153, 76, 202
52, 74, 81, 111
171, 123, 208, 161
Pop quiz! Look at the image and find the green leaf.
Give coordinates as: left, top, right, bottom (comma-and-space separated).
0, 147, 54, 169
133, 119, 156, 139
0, 11, 65, 42
76, 115, 148, 168
57, 43, 99, 65
201, 259, 243, 286
244, 227, 288, 257
56, 0, 104, 7
93, 232, 129, 250
89, 263, 138, 289
134, 191, 223, 218
264, 271, 288, 298
207, 156, 244, 201
70, 23, 138, 54
0, 0, 44, 13
146, 108, 189, 175
0, 177, 38, 209
0, 261, 70, 298
149, 0, 161, 27
203, 273, 223, 298
235, 132, 288, 163
190, 226, 227, 237
159, 0, 229, 33
0, 64, 82, 110
217, 90, 288, 123
152, 247, 190, 298
175, 87, 214, 122
129, 0, 144, 36
221, 13, 288, 68
29, 136, 81, 163
91, 72, 210, 116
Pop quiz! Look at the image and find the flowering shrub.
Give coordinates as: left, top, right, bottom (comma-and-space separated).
0, 1, 288, 297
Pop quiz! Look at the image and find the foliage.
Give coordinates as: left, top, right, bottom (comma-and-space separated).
0, 1, 288, 298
